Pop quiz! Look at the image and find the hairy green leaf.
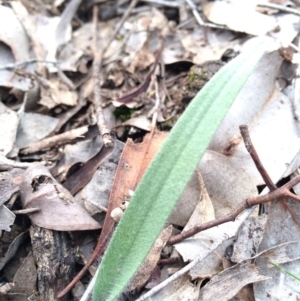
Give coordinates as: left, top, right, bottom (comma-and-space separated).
93, 38, 269, 301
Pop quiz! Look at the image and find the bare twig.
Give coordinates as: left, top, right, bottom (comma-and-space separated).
151, 76, 161, 128
141, 0, 182, 7
240, 125, 300, 224
138, 127, 300, 299
91, 0, 140, 147
257, 2, 300, 16
92, 5, 113, 147
117, 45, 164, 104
168, 126, 300, 245
239, 125, 277, 191
136, 235, 226, 301
21, 126, 88, 154
0, 59, 58, 71
158, 257, 179, 265
185, 0, 227, 30
168, 175, 300, 245
12, 207, 40, 214
101, 0, 140, 58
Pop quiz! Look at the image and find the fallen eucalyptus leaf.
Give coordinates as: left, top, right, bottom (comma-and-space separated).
93, 38, 271, 301
19, 164, 100, 231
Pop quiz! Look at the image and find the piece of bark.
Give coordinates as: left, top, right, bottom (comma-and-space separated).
30, 224, 75, 301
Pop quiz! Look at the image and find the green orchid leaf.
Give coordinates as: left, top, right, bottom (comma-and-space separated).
93, 38, 269, 301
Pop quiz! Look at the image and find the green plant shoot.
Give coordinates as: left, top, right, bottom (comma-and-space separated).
271, 262, 300, 282
93, 38, 269, 301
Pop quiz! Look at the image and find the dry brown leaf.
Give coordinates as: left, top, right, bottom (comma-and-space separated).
126, 225, 173, 292
39, 77, 78, 109
19, 164, 101, 231
97, 130, 168, 248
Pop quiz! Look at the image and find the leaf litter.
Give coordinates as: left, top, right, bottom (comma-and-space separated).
0, 0, 300, 300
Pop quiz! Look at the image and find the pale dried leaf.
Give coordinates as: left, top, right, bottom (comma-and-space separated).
15, 112, 59, 149
0, 168, 24, 206
199, 150, 258, 218
19, 164, 101, 231
149, 272, 201, 301
168, 171, 201, 227
75, 140, 124, 215
175, 222, 236, 278
35, 15, 71, 72
231, 215, 267, 263
0, 205, 15, 232
0, 6, 32, 90
0, 102, 19, 156
39, 77, 78, 109
202, 0, 276, 36
0, 6, 31, 61
210, 48, 300, 185
199, 261, 270, 301
254, 199, 300, 300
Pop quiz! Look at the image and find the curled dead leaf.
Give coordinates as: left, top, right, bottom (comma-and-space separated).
19, 164, 100, 231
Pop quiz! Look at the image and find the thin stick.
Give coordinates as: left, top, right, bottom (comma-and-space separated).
100, 0, 140, 59
240, 125, 300, 223
20, 126, 88, 154
151, 76, 161, 128
0, 59, 58, 71
257, 2, 300, 16
136, 237, 225, 301
185, 0, 227, 30
168, 124, 300, 246
168, 175, 300, 244
239, 125, 277, 191
141, 0, 181, 8
12, 207, 40, 214
92, 5, 113, 147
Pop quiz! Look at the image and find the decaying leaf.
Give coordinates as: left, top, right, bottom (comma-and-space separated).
200, 241, 300, 301
19, 164, 100, 231
39, 77, 78, 109
174, 152, 258, 278
199, 261, 270, 301
96, 130, 168, 252
0, 168, 24, 206
9, 251, 37, 296
210, 49, 300, 185
126, 225, 172, 292
0, 205, 15, 232
63, 138, 116, 196
75, 139, 124, 216
201, 0, 277, 36
0, 102, 19, 156
0, 5, 33, 91
16, 112, 59, 149
148, 272, 201, 301
0, 231, 28, 270
254, 199, 300, 300
231, 215, 267, 263
199, 150, 258, 219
